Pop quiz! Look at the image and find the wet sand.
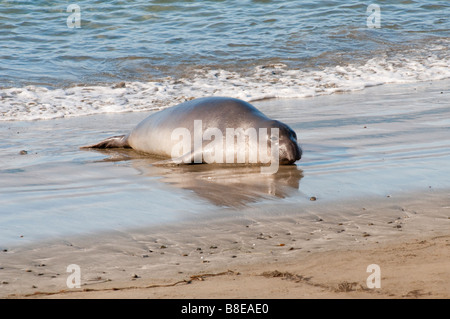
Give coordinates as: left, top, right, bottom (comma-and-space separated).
1, 80, 449, 299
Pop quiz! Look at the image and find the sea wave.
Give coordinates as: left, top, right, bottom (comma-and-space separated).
1, 40, 449, 121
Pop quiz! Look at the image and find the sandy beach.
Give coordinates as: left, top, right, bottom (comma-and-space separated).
1, 80, 449, 299
1, 190, 449, 299
2, 0, 449, 304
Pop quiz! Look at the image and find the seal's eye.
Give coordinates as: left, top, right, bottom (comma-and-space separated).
292, 131, 297, 140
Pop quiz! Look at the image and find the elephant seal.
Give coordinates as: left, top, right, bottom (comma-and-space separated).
82, 97, 302, 172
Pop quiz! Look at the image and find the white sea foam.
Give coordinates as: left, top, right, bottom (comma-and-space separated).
1, 43, 449, 121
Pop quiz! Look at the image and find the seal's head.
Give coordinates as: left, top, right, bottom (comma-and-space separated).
272, 120, 302, 165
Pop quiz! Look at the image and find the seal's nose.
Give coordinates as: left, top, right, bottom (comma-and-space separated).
281, 139, 302, 164
292, 140, 302, 162
296, 143, 302, 161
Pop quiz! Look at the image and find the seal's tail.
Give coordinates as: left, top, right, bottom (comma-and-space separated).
80, 135, 131, 149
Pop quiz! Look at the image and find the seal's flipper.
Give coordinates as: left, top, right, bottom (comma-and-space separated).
80, 135, 130, 149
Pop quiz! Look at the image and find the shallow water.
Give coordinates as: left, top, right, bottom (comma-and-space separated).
0, 80, 449, 247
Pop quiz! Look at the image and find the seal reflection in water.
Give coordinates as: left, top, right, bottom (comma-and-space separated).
141, 162, 303, 207
82, 97, 302, 173
91, 152, 304, 207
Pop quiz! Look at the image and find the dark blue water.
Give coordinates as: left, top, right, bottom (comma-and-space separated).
1, 0, 449, 88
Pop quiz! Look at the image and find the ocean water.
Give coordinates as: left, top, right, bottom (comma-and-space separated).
0, 0, 449, 120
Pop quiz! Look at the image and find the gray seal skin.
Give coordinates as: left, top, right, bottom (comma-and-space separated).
82, 97, 302, 165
